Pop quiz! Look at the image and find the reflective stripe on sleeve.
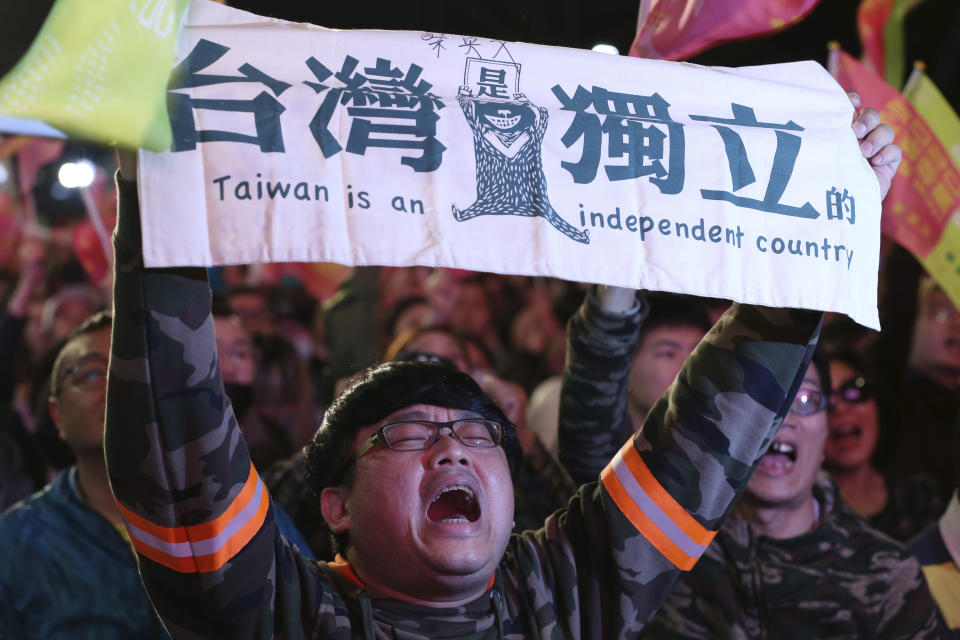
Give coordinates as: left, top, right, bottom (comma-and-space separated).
116, 461, 270, 573
601, 438, 717, 571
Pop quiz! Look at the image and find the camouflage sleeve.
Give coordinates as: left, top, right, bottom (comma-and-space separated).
504, 294, 822, 636
876, 554, 944, 639
105, 175, 323, 638
557, 287, 644, 485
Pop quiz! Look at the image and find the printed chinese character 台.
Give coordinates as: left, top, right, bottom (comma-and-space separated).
691, 103, 818, 219
303, 56, 446, 172
826, 187, 855, 224
550, 84, 685, 194
167, 39, 291, 152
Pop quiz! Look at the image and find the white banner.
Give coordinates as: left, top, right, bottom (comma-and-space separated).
139, 0, 882, 328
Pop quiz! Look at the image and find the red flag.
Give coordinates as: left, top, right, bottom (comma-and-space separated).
72, 170, 117, 285
830, 46, 960, 258
0, 136, 64, 194
856, 0, 928, 85
857, 0, 892, 74
629, 0, 820, 61
71, 215, 114, 284
0, 192, 21, 270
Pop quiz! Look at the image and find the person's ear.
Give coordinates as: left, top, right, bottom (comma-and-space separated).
320, 486, 351, 535
48, 396, 66, 440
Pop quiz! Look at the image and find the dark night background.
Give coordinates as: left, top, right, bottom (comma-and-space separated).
2, 1, 957, 104
0, 0, 956, 224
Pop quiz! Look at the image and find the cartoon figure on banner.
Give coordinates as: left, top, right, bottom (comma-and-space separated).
453, 58, 589, 244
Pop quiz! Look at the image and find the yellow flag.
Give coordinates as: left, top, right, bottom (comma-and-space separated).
0, 0, 190, 150
902, 66, 960, 309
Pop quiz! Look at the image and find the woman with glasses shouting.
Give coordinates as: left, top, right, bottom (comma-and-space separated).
825, 352, 946, 542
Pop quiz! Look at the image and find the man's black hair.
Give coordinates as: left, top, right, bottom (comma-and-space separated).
638, 293, 712, 345
49, 311, 113, 398
304, 360, 520, 553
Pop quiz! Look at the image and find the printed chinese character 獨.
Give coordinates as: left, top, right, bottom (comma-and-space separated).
550, 84, 685, 194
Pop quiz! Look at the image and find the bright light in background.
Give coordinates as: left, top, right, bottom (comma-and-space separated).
592, 44, 619, 55
0, 163, 8, 185
58, 160, 95, 189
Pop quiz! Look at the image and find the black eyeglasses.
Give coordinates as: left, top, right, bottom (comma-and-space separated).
790, 388, 831, 416
353, 418, 503, 461
833, 376, 873, 405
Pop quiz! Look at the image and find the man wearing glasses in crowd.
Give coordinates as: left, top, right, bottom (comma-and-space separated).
599, 347, 940, 637
104, 104, 906, 637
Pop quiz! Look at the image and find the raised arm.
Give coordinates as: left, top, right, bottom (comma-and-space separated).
506, 294, 821, 635
105, 167, 319, 637
558, 285, 645, 485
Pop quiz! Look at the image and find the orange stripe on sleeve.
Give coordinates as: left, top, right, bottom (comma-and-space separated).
619, 443, 717, 547
128, 484, 271, 574
601, 465, 698, 571
116, 462, 260, 543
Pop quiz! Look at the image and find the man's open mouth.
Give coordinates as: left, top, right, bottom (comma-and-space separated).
427, 484, 481, 523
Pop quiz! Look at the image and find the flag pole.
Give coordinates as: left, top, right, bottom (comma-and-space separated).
827, 41, 841, 79
902, 59, 925, 95
78, 184, 114, 272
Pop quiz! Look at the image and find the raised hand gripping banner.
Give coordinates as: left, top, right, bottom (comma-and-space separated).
139, 0, 882, 328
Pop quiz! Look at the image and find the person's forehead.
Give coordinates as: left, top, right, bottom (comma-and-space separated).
59, 328, 111, 367
410, 331, 460, 353
214, 316, 251, 342
641, 325, 704, 348
380, 404, 476, 424
828, 360, 855, 387
801, 362, 821, 390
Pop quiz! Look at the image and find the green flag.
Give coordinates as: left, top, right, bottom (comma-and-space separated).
0, 0, 189, 150
882, 0, 927, 88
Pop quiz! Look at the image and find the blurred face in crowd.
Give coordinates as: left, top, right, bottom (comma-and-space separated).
825, 360, 879, 472
24, 301, 48, 365
49, 327, 111, 459
393, 301, 434, 338
228, 291, 272, 334
745, 364, 828, 511
450, 282, 493, 340
322, 404, 514, 605
405, 330, 470, 373
214, 316, 256, 386
627, 325, 705, 419
425, 270, 458, 325
510, 304, 560, 356
909, 279, 960, 387
382, 267, 432, 304
51, 298, 100, 344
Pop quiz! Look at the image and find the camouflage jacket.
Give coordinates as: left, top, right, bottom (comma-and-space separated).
106, 178, 818, 639
643, 474, 941, 639
558, 290, 940, 639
